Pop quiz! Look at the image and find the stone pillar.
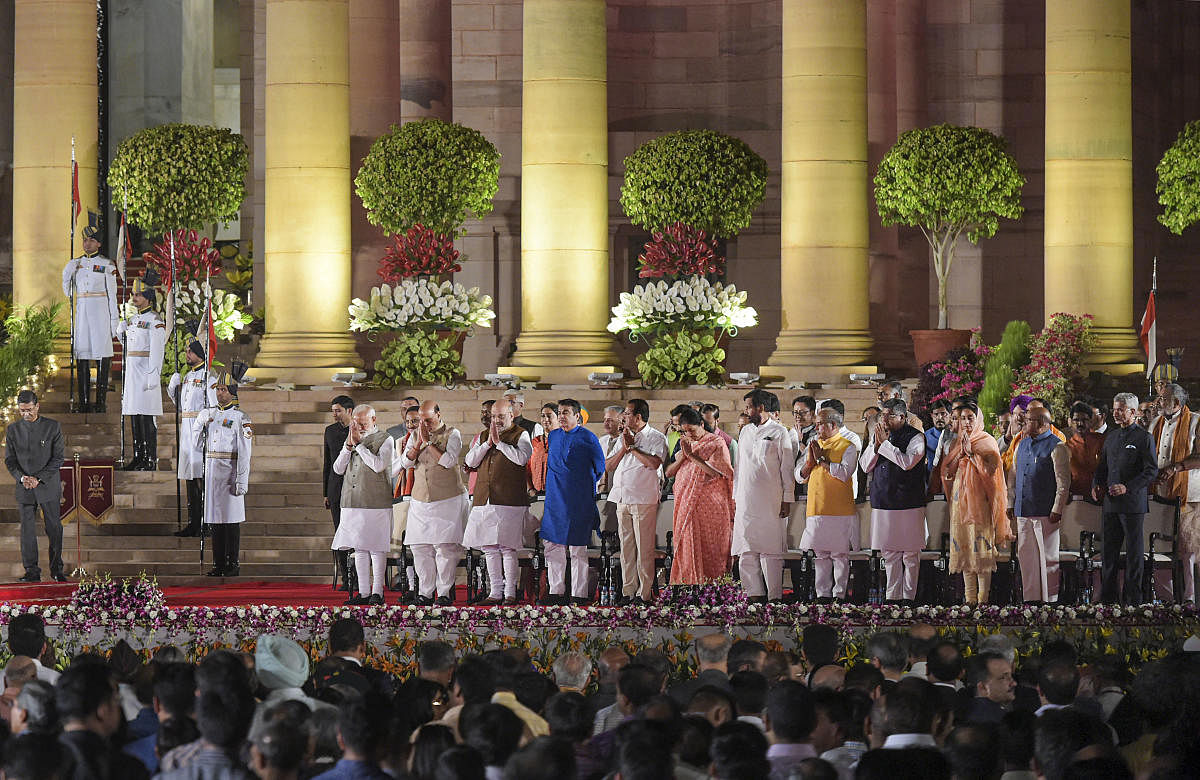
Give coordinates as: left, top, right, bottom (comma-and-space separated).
1045, 0, 1141, 370
12, 0, 97, 309
399, 0, 451, 122
255, 0, 360, 383
503, 0, 617, 383
763, 0, 875, 382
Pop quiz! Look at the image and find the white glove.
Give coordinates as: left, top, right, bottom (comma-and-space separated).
195, 409, 213, 427
233, 483, 248, 496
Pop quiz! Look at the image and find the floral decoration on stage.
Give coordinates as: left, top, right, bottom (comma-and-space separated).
378, 224, 462, 282
349, 280, 494, 334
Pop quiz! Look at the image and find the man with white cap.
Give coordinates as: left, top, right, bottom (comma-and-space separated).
119, 269, 167, 471
255, 634, 330, 713
62, 212, 118, 413
193, 362, 252, 577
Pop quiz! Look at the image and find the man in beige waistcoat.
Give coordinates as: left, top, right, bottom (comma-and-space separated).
330, 405, 395, 605
400, 401, 469, 606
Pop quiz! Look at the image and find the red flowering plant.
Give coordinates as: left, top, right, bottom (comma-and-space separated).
378, 223, 461, 283
142, 229, 222, 287
1013, 313, 1096, 422
928, 328, 992, 404
637, 222, 726, 279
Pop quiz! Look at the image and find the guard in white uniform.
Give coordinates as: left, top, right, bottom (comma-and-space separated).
193, 364, 252, 576
168, 339, 218, 537
400, 401, 469, 606
331, 404, 395, 605
463, 398, 533, 605
62, 216, 118, 412
118, 270, 167, 471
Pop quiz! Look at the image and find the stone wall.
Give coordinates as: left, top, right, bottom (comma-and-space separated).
0, 2, 13, 290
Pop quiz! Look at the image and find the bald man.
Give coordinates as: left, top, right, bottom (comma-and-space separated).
462, 398, 533, 604
330, 405, 395, 605
1009, 406, 1070, 603
399, 401, 468, 606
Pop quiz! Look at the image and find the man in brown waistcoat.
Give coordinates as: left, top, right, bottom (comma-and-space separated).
330, 405, 395, 605
399, 401, 469, 606
463, 398, 533, 605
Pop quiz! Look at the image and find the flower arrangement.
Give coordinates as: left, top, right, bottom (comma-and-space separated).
348, 280, 494, 334
1013, 313, 1096, 422
69, 571, 165, 615
637, 222, 725, 279
608, 278, 756, 337
143, 229, 222, 286
637, 330, 727, 388
378, 224, 462, 283
927, 329, 992, 404
172, 281, 253, 341
374, 331, 464, 387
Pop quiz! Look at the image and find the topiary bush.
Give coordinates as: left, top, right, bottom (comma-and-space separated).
1156, 118, 1200, 235
620, 129, 768, 238
374, 331, 463, 387
978, 320, 1032, 425
355, 119, 500, 237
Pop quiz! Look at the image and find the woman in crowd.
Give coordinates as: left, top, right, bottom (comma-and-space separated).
666, 407, 734, 584
527, 403, 559, 496
941, 399, 1013, 604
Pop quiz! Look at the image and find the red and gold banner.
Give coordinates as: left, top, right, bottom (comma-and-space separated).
60, 459, 114, 525
59, 463, 77, 522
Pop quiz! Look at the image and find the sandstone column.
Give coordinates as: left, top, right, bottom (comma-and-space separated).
398, 0, 452, 122
255, 0, 361, 383
12, 0, 97, 309
764, 0, 875, 382
503, 0, 617, 383
1045, 0, 1141, 370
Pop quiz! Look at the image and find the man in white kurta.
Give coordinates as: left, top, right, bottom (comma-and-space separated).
168, 340, 218, 537
463, 399, 533, 604
1151, 383, 1200, 603
797, 408, 860, 599
400, 401, 469, 606
193, 375, 252, 577
118, 275, 167, 471
62, 222, 118, 413
608, 399, 669, 604
732, 390, 795, 602
331, 404, 395, 605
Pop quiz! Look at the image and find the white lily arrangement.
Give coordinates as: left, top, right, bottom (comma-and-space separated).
607, 276, 757, 335
121, 280, 251, 342
348, 278, 495, 333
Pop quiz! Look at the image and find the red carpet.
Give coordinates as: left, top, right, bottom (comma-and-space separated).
0, 581, 412, 608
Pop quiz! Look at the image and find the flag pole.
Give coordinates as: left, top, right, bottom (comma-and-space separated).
68, 137, 78, 413
118, 186, 130, 466
1149, 257, 1158, 399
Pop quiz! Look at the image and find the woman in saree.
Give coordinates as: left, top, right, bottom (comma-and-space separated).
666, 407, 734, 584
941, 399, 1014, 604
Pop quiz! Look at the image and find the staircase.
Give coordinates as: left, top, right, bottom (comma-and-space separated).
1, 380, 886, 586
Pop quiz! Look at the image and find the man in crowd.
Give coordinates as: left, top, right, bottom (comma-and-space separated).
541, 399, 605, 605
860, 398, 928, 603
168, 340, 218, 539
389, 404, 421, 579
5, 391, 66, 583
308, 617, 395, 699
322, 395, 355, 590
1067, 401, 1106, 499
331, 405, 394, 605
1138, 399, 1159, 430
399, 401, 467, 606
668, 634, 731, 706
4, 614, 59, 684
1149, 382, 1200, 602
596, 405, 624, 496
789, 395, 818, 499
464, 400, 496, 497
925, 400, 953, 496
118, 270, 167, 471
62, 214, 118, 413
1010, 405, 1071, 603
193, 365, 253, 578
57, 663, 150, 779
504, 390, 543, 438
463, 398, 533, 605
1093, 392, 1158, 605
732, 390, 794, 603
798, 407, 859, 601
608, 399, 668, 605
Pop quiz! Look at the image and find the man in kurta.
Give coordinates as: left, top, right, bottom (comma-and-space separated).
608, 399, 669, 605
399, 401, 468, 606
389, 405, 420, 581
732, 389, 794, 603
1149, 383, 1200, 603
4, 391, 66, 582
798, 407, 859, 600
62, 217, 118, 413
1010, 406, 1071, 603
1067, 402, 1106, 498
168, 340, 218, 538
541, 399, 605, 605
331, 404, 394, 605
463, 398, 533, 605
860, 398, 928, 603
193, 366, 252, 577
118, 272, 167, 471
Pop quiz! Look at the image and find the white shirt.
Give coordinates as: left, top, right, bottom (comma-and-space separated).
881, 733, 937, 749
608, 425, 668, 505
859, 429, 926, 474
1151, 411, 1200, 503
841, 426, 863, 500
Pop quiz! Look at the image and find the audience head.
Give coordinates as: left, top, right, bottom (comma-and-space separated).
844, 662, 885, 699
678, 714, 715, 769
250, 717, 307, 777
10, 679, 56, 735
792, 396, 818, 429
616, 663, 660, 713
869, 678, 936, 744
613, 719, 675, 780
810, 664, 846, 692
802, 624, 840, 670
729, 670, 769, 717
409, 723, 457, 779
945, 724, 1001, 780
6, 615, 47, 659
709, 720, 770, 780
451, 655, 496, 706
54, 663, 121, 737
502, 736, 576, 780
764, 680, 815, 743
550, 651, 592, 691
1037, 660, 1080, 706
687, 685, 736, 727
196, 679, 256, 750
727, 639, 767, 674
1033, 708, 1113, 780
1, 733, 67, 780
966, 652, 1016, 705
809, 688, 848, 754
695, 633, 732, 672
417, 640, 457, 687
329, 617, 366, 656
866, 632, 907, 676
544, 691, 590, 743
926, 641, 964, 684
152, 662, 197, 719
460, 703, 523, 769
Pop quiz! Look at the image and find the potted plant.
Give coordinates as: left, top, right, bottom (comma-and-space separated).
614, 130, 767, 387
874, 124, 1025, 366
1157, 118, 1200, 235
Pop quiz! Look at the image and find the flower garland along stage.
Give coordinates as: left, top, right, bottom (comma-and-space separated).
3, 576, 1197, 679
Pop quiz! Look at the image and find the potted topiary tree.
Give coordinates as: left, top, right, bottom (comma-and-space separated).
1157, 118, 1200, 235
350, 118, 500, 386
612, 129, 767, 387
874, 124, 1025, 366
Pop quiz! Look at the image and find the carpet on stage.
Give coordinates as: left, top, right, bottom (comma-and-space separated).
0, 580, 392, 608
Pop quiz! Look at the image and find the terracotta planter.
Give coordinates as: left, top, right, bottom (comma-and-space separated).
910, 328, 973, 368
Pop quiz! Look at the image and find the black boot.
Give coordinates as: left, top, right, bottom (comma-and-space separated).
76, 359, 92, 413
141, 417, 158, 471
94, 357, 110, 413
176, 479, 204, 537
224, 524, 241, 576
206, 525, 226, 576
334, 551, 349, 590
121, 416, 144, 471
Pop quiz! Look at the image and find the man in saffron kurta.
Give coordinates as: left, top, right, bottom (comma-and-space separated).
1067, 402, 1106, 498
540, 399, 605, 605
732, 390, 794, 602
1150, 383, 1200, 603
798, 407, 859, 600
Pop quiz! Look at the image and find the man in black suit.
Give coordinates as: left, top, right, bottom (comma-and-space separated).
324, 395, 355, 590
4, 390, 66, 583
1093, 392, 1158, 605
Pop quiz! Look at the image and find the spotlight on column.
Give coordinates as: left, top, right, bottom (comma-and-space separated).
331, 372, 367, 386
849, 373, 885, 385
588, 372, 624, 389
728, 372, 760, 387
485, 373, 520, 388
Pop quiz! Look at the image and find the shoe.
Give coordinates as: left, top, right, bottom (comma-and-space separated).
223, 565, 240, 577
502, 597, 519, 606
17, 572, 40, 583
571, 597, 592, 607
174, 526, 201, 538
434, 595, 454, 607
539, 594, 566, 606
477, 596, 503, 606
368, 593, 384, 606
51, 572, 68, 583
616, 595, 633, 607
747, 595, 767, 605
205, 566, 225, 577
411, 595, 434, 607
344, 593, 368, 606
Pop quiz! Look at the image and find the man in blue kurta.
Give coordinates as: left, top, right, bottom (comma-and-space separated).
541, 398, 605, 605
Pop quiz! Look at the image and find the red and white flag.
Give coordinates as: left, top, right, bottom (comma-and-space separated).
1140, 261, 1157, 378
71, 157, 81, 234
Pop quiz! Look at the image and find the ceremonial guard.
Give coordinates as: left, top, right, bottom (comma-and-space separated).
463, 398, 533, 605
168, 338, 218, 537
118, 270, 166, 471
194, 363, 252, 576
400, 401, 469, 606
62, 214, 118, 412
331, 404, 395, 605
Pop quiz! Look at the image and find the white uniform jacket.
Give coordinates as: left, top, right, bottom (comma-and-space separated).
62, 254, 118, 360
194, 402, 252, 524
169, 367, 219, 479
118, 309, 166, 416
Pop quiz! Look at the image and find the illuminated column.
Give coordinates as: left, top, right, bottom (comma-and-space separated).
255, 0, 361, 383
764, 0, 875, 382
1045, 0, 1141, 370
12, 0, 98, 309
504, 0, 617, 383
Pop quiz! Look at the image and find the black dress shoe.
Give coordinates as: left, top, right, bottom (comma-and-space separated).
368, 593, 384, 606
477, 596, 503, 606
411, 595, 434, 606
174, 526, 201, 538
502, 597, 519, 606
205, 566, 225, 577
571, 597, 592, 607
17, 572, 40, 583
223, 565, 240, 577
344, 593, 368, 606
538, 594, 567, 606
434, 595, 454, 607
51, 572, 68, 583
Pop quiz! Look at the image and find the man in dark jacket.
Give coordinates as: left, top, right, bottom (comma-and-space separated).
4, 390, 65, 582
57, 663, 150, 780
1093, 392, 1158, 605
324, 395, 355, 590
